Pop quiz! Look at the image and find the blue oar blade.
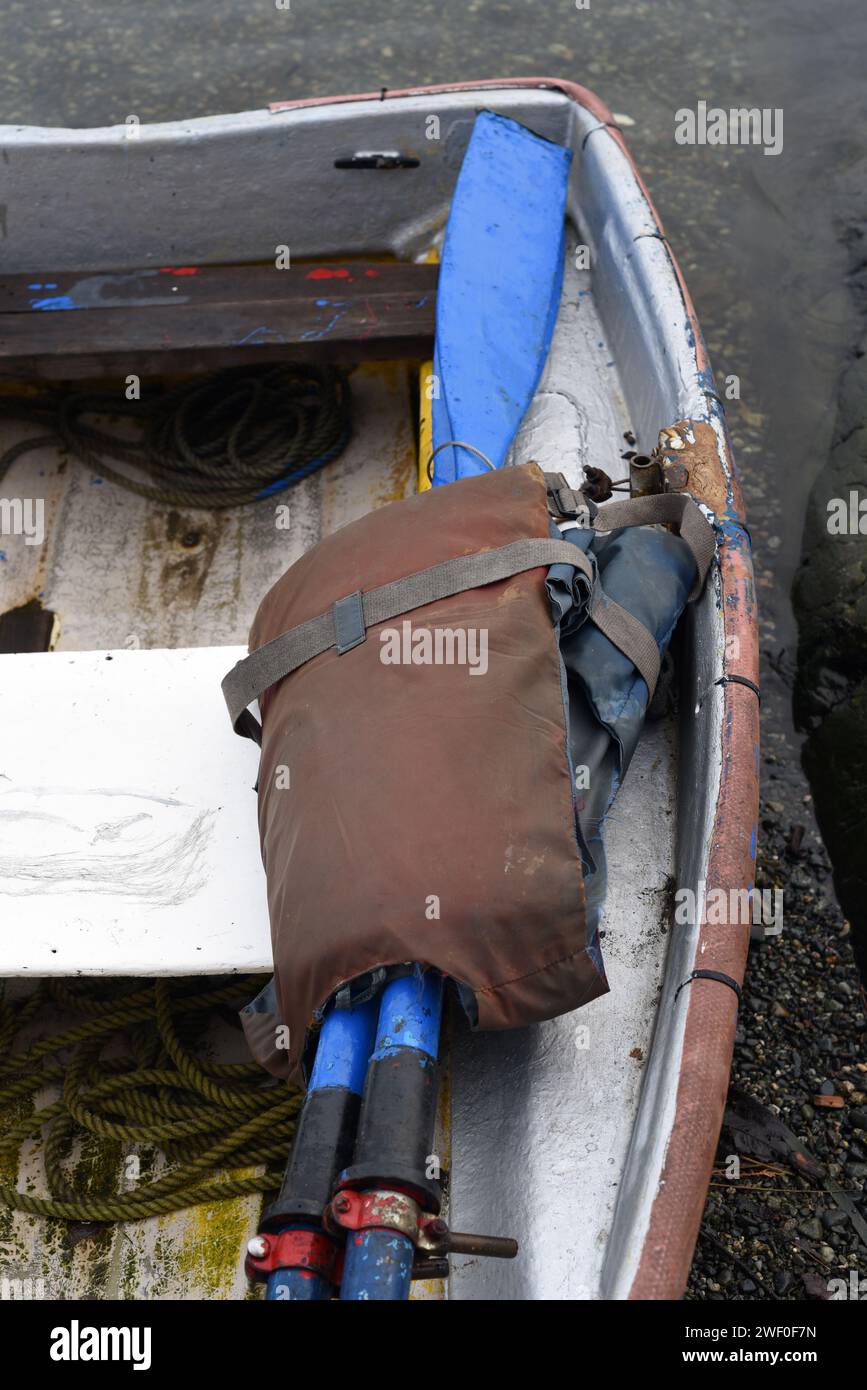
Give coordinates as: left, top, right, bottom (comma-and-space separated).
431, 110, 572, 486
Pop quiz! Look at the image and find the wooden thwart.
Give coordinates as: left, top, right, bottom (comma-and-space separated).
0, 262, 438, 378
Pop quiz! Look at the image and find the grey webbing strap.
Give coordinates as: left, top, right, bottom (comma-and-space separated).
544, 472, 588, 521
223, 537, 595, 741
592, 492, 715, 602
590, 587, 661, 697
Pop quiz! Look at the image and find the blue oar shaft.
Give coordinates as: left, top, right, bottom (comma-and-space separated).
339, 971, 444, 1302
339, 1228, 416, 1301
264, 997, 377, 1301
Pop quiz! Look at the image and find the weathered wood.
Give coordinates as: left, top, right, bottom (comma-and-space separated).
0, 598, 58, 653
0, 262, 438, 377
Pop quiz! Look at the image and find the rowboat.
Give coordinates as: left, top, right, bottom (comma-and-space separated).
0, 78, 759, 1301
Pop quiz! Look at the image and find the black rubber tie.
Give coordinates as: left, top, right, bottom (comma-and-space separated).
715, 674, 761, 703
675, 969, 741, 1004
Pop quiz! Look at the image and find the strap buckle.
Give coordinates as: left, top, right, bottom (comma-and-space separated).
544, 472, 594, 524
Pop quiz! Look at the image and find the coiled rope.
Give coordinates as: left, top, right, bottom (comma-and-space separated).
0, 363, 351, 507
0, 977, 299, 1222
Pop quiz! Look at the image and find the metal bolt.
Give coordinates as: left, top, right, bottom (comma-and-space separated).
247, 1235, 269, 1259
667, 462, 689, 490
333, 1194, 351, 1214
430, 1218, 448, 1237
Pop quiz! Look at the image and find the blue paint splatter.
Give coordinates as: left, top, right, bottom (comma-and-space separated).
30, 295, 76, 311
236, 326, 288, 346
719, 505, 752, 552
302, 310, 346, 341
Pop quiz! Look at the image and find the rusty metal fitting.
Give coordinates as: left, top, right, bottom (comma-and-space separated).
655, 419, 727, 516
244, 1228, 343, 1284
582, 466, 614, 503
417, 1214, 518, 1260
666, 461, 690, 490
326, 1187, 519, 1264
327, 1187, 422, 1242
629, 454, 663, 498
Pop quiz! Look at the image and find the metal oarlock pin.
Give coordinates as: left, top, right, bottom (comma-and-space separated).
245, 996, 378, 1301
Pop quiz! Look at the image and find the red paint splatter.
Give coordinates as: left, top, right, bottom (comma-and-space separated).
158, 266, 200, 276
364, 268, 379, 277
306, 267, 352, 281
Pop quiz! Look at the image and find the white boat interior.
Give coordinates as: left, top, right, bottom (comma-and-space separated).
0, 85, 727, 1300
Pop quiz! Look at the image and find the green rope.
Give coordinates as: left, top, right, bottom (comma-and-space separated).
0, 976, 300, 1223
0, 363, 351, 507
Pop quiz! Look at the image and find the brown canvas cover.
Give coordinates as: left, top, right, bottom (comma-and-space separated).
241, 463, 606, 1082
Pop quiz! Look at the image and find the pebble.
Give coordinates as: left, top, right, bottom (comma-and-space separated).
822, 1208, 848, 1230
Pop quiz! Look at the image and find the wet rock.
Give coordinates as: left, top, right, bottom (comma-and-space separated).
822, 1208, 848, 1231
803, 1273, 831, 1300
793, 223, 867, 989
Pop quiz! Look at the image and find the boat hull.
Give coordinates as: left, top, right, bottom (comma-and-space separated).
0, 79, 759, 1300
